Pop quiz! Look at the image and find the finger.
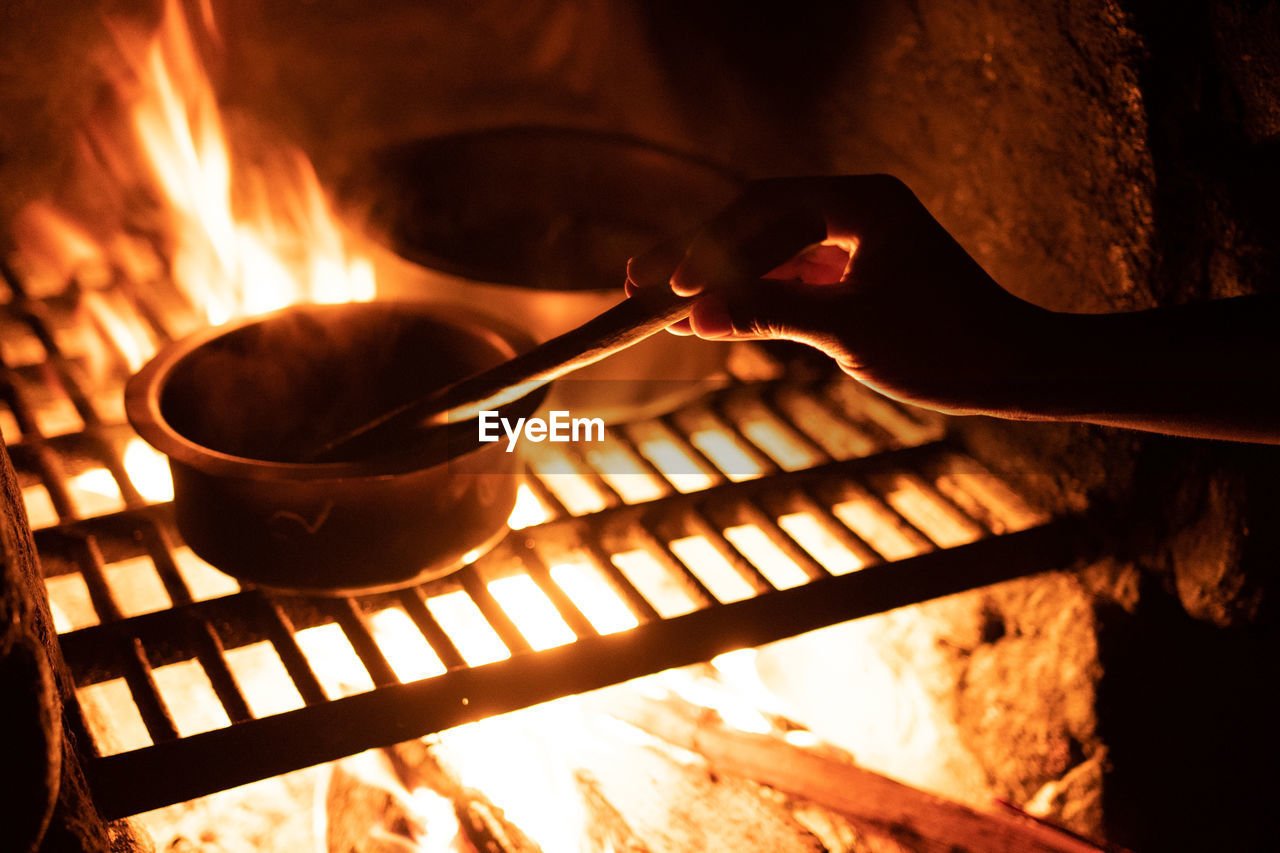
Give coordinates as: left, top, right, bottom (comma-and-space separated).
764, 241, 855, 283
673, 175, 915, 294
625, 228, 700, 296
670, 179, 829, 295
686, 278, 849, 348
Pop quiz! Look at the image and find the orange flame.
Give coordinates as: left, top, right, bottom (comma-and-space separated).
122, 0, 374, 324
12, 0, 374, 337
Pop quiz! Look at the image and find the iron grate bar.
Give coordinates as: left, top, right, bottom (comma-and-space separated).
16, 304, 103, 427
757, 387, 835, 465
72, 534, 125, 624
520, 470, 569, 520
114, 275, 180, 346
605, 428, 677, 500
575, 537, 662, 624
655, 413, 731, 487
84, 515, 1099, 819
397, 588, 468, 671
89, 432, 146, 509
456, 563, 534, 656
821, 475, 938, 555
730, 497, 834, 583
121, 636, 181, 745
704, 399, 784, 477
876, 468, 993, 542
138, 518, 194, 606
559, 443, 625, 509
255, 597, 328, 706
25, 444, 77, 523
518, 546, 603, 640
632, 516, 720, 607
329, 598, 400, 689
190, 620, 254, 725
63, 691, 105, 761
8, 229, 1087, 827
679, 505, 774, 595
781, 486, 887, 569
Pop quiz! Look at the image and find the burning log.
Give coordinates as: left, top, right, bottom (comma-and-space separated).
317, 654, 1113, 853
593, 687, 1118, 853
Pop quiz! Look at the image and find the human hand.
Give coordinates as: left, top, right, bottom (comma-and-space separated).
626, 175, 1054, 417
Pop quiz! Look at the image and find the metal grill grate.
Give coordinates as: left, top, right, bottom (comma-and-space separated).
1, 259, 1088, 820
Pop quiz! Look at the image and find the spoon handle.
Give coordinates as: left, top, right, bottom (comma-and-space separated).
311, 287, 694, 461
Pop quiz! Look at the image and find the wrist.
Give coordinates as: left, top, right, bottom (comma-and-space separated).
972, 304, 1095, 422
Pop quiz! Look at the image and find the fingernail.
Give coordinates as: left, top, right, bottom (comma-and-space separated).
669, 263, 703, 297
690, 296, 735, 338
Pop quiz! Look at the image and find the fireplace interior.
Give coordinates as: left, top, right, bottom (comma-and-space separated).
4, 1, 1280, 852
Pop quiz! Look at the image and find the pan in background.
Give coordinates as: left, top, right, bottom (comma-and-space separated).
348, 126, 743, 422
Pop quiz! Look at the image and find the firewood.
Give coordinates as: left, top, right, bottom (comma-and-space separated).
2, 440, 148, 852
595, 691, 1120, 853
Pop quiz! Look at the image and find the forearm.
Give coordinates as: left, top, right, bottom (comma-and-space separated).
1008, 294, 1280, 443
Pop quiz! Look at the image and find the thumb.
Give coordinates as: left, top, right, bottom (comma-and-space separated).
688, 279, 848, 350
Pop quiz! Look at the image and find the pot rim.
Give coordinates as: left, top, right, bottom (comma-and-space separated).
125, 300, 548, 483
354, 124, 744, 291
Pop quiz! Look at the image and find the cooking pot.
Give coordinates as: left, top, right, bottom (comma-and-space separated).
125, 301, 548, 596
349, 126, 743, 422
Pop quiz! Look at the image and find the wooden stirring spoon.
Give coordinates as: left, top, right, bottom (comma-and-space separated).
307, 286, 694, 462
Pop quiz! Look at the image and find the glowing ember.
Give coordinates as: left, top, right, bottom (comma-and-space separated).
102, 555, 173, 617
45, 573, 99, 633
669, 535, 755, 603
67, 467, 125, 517
223, 641, 306, 718
549, 559, 639, 634
626, 420, 717, 493
661, 664, 774, 735
78, 678, 152, 755
688, 428, 764, 481
881, 475, 983, 547
722, 524, 810, 590
737, 410, 823, 471
123, 436, 175, 502
21, 484, 59, 529
776, 512, 866, 575
368, 607, 448, 682
425, 591, 511, 667
295, 623, 376, 699
610, 549, 699, 618
487, 575, 576, 651
507, 483, 551, 530
407, 788, 464, 853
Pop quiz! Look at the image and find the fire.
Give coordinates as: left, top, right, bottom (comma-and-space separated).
11, 0, 374, 340
123, 436, 175, 502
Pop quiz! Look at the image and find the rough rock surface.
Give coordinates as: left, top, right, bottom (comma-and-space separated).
655, 2, 1280, 848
